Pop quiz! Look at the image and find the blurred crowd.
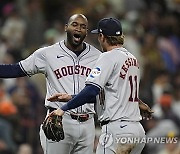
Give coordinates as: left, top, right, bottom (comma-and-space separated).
0, 0, 180, 154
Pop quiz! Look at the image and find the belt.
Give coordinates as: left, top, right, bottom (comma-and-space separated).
70, 113, 89, 122
100, 119, 130, 127
47, 106, 91, 122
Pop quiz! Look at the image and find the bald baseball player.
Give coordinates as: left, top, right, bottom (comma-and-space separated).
48, 17, 147, 154
0, 14, 102, 154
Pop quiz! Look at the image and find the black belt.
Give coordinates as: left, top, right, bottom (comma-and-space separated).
70, 113, 89, 122
47, 106, 90, 122
100, 119, 129, 127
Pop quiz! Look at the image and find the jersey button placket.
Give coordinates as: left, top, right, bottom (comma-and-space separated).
74, 58, 81, 113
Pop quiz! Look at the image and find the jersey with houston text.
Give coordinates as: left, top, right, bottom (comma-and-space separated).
86, 47, 142, 121
19, 40, 101, 113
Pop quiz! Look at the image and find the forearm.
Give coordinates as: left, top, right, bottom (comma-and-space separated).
138, 98, 149, 110
71, 94, 96, 103
0, 63, 26, 78
61, 85, 100, 111
138, 98, 144, 106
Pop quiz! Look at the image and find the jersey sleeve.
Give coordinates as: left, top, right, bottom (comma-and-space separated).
86, 53, 115, 89
19, 47, 47, 76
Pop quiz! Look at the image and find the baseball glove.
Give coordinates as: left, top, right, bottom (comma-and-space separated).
42, 115, 64, 142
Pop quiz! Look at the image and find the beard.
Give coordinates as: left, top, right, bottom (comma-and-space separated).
66, 31, 86, 47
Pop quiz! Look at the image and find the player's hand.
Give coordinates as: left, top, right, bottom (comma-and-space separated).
47, 93, 72, 102
138, 99, 154, 120
139, 103, 153, 120
49, 108, 65, 117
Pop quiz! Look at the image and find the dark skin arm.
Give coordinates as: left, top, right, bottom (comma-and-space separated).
138, 98, 153, 120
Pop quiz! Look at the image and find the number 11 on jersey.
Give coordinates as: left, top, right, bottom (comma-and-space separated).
128, 75, 139, 102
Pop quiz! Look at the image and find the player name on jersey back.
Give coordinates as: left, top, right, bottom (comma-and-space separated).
120, 57, 139, 79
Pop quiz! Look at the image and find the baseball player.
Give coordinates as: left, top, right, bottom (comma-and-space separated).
48, 17, 147, 154
0, 14, 102, 154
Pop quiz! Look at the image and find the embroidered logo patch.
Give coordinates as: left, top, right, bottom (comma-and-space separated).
89, 67, 101, 78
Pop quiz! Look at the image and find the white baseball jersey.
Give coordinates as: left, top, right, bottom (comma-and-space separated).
19, 40, 101, 113
86, 47, 142, 121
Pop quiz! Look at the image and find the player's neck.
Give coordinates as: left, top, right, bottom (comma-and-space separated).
65, 40, 84, 52
106, 44, 122, 52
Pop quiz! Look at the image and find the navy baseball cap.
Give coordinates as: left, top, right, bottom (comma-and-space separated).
91, 17, 122, 36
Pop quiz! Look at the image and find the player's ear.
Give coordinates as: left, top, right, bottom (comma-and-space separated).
65, 24, 68, 32
98, 33, 103, 43
99, 33, 103, 37
99, 33, 105, 41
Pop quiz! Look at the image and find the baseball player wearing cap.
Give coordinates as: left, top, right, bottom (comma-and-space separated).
48, 17, 146, 154
0, 14, 102, 154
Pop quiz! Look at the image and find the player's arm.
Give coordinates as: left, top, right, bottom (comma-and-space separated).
0, 63, 27, 78
49, 84, 100, 116
138, 98, 153, 120
47, 93, 96, 103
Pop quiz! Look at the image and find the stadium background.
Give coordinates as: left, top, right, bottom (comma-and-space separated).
0, 0, 180, 153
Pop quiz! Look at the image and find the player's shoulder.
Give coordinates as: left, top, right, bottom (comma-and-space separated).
97, 52, 111, 61
36, 42, 58, 51
111, 47, 135, 57
99, 47, 130, 61
35, 42, 62, 54
43, 42, 61, 50
123, 48, 137, 59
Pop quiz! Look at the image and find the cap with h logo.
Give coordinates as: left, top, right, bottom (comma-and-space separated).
91, 17, 122, 36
